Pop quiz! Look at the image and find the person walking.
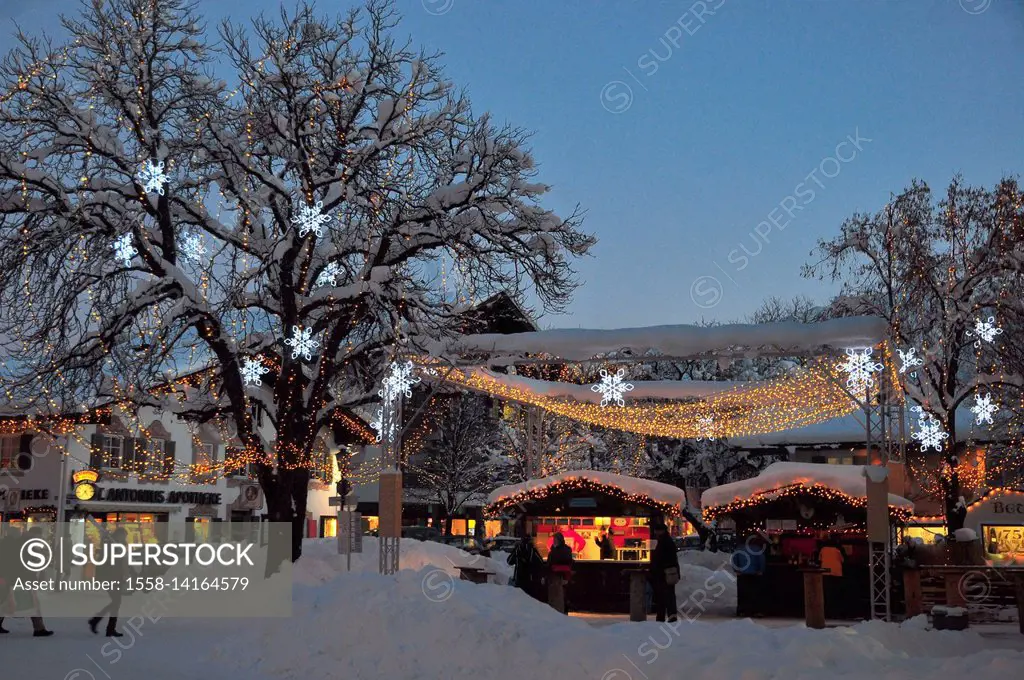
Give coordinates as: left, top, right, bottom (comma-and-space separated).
89, 527, 128, 637
507, 531, 544, 600
0, 527, 54, 636
648, 522, 680, 623
547, 532, 574, 614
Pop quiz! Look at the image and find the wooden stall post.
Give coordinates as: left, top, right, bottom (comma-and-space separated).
1013, 573, 1024, 636
548, 576, 566, 615
903, 568, 923, 618
627, 569, 647, 622
802, 568, 826, 629
944, 571, 967, 607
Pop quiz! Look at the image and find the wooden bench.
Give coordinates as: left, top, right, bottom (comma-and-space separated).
455, 566, 495, 584
903, 566, 1024, 632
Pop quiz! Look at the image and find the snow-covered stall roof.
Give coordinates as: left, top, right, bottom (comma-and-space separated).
728, 408, 988, 447
429, 316, 888, 365
486, 470, 687, 517
701, 462, 914, 511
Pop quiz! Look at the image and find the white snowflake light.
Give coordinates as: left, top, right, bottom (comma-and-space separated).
591, 368, 634, 407
112, 233, 136, 267
967, 316, 1003, 348
315, 262, 340, 288
896, 347, 923, 377
970, 393, 997, 426
291, 200, 332, 239
180, 232, 206, 262
911, 406, 949, 452
370, 408, 386, 443
838, 347, 883, 393
380, 360, 420, 402
137, 159, 169, 195
284, 325, 319, 361
241, 356, 270, 386
695, 414, 716, 441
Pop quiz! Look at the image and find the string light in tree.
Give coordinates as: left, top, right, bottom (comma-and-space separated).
291, 200, 332, 239
967, 316, 1003, 348
970, 393, 997, 426
136, 159, 168, 195
241, 356, 270, 386
284, 325, 319, 361
911, 406, 949, 452
896, 347, 923, 377
112, 234, 136, 267
838, 347, 883, 393
315, 261, 340, 288
591, 368, 634, 407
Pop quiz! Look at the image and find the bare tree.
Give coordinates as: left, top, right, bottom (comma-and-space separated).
805, 176, 1024, 532
0, 0, 592, 562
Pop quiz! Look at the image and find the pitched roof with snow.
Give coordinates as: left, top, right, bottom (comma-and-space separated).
486, 470, 687, 517
701, 462, 914, 511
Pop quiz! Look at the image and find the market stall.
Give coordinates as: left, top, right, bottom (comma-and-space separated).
702, 462, 914, 620
485, 470, 687, 613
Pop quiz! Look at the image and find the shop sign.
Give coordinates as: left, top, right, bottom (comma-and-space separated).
78, 486, 222, 505
992, 501, 1024, 514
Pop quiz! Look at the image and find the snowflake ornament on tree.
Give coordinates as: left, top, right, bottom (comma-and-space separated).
896, 347, 923, 377
695, 414, 716, 441
838, 347, 883, 393
970, 393, 997, 426
911, 406, 949, 452
241, 356, 270, 386
284, 325, 319, 361
137, 159, 169, 195
315, 262, 340, 288
966, 316, 1003, 348
591, 368, 634, 407
179, 232, 206, 262
112, 233, 136, 267
291, 200, 332, 239
380, 360, 421, 402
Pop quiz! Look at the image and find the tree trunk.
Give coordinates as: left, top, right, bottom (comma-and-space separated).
260, 465, 311, 575
943, 413, 967, 537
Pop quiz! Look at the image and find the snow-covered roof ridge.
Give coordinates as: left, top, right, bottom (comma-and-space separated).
701, 462, 914, 510
430, 316, 888, 364
487, 470, 687, 511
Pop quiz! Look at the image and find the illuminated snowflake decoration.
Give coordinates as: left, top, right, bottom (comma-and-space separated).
241, 356, 270, 386
284, 325, 319, 361
967, 316, 1003, 348
180, 232, 206, 262
291, 200, 332, 239
896, 347, 923, 377
315, 262, 340, 288
838, 347, 883, 393
911, 406, 949, 452
695, 415, 716, 441
380, 360, 420, 402
112, 233, 136, 267
591, 368, 634, 407
137, 159, 169, 195
970, 393, 997, 426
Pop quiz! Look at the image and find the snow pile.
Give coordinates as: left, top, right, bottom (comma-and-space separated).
702, 462, 915, 510
210, 552, 1023, 680
487, 469, 687, 508
294, 537, 512, 586
955, 528, 979, 542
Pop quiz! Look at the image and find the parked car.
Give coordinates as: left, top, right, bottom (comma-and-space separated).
674, 534, 703, 551
402, 526, 442, 541
439, 535, 490, 557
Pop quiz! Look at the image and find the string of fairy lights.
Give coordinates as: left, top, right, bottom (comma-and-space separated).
485, 475, 683, 519
701, 482, 914, 526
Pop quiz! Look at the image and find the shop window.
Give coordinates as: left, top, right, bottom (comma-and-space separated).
0, 435, 18, 469
101, 435, 124, 469
225, 447, 259, 479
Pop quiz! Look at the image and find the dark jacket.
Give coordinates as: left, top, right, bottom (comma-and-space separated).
649, 534, 679, 577
548, 543, 574, 572
595, 534, 616, 560
508, 539, 543, 587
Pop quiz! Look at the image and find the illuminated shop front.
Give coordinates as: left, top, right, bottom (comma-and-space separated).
486, 470, 686, 613
911, 489, 1024, 564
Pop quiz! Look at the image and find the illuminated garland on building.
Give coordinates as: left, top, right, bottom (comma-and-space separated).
702, 482, 914, 524
419, 357, 861, 439
485, 476, 682, 518
913, 487, 1024, 523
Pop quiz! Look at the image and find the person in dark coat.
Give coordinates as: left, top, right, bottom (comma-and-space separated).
89, 527, 129, 637
547, 532, 574, 614
507, 533, 544, 599
648, 522, 679, 622
0, 527, 54, 636
595, 528, 616, 560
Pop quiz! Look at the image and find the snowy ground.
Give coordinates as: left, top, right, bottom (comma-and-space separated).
3, 539, 1023, 680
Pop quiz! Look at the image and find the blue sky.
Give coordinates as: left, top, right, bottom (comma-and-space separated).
4, 1, 1022, 329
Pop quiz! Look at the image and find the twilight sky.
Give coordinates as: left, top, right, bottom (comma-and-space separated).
4, 0, 1022, 329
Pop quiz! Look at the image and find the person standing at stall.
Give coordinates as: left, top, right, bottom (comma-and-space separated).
732, 534, 767, 617
547, 532, 574, 613
508, 531, 544, 600
595, 528, 616, 560
649, 522, 680, 623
